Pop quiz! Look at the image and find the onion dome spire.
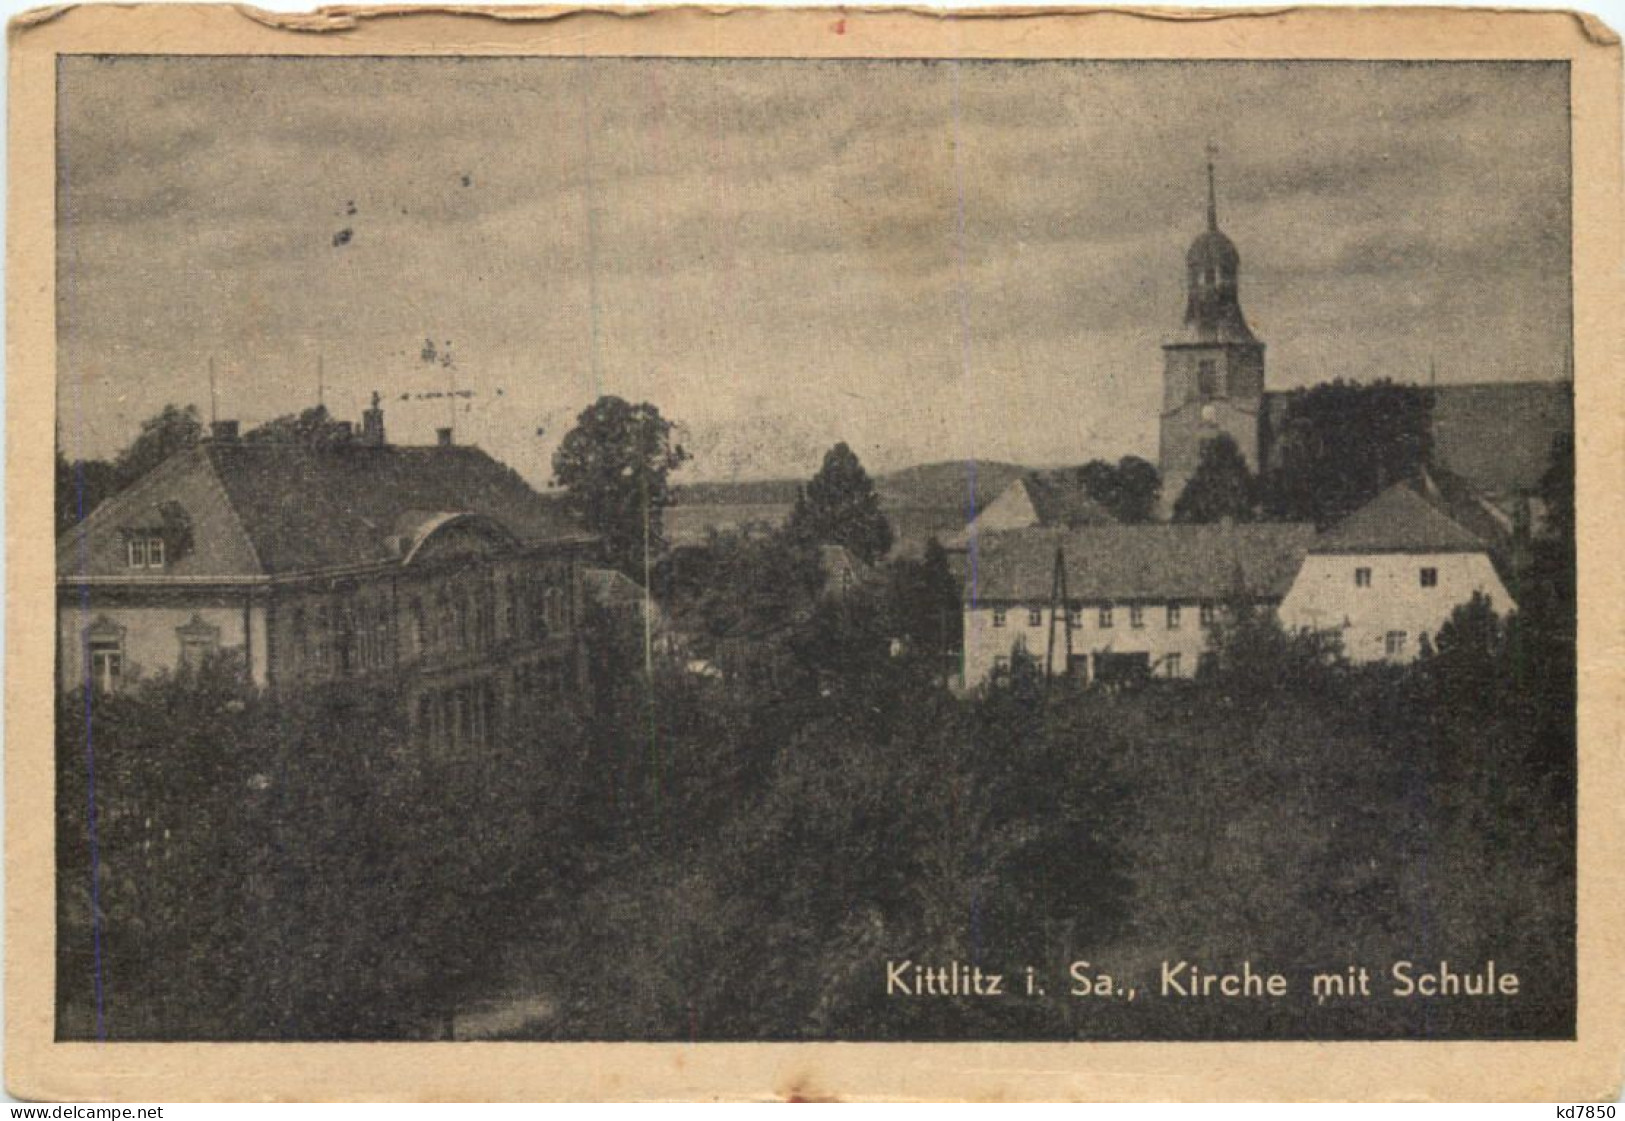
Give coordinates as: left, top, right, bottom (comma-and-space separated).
1179, 143, 1255, 344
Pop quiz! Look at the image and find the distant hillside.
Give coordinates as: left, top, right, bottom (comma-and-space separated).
671, 478, 803, 506
671, 459, 1029, 512
875, 459, 1029, 513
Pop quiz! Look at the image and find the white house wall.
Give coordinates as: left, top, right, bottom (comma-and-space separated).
1278, 552, 1513, 663
962, 600, 1222, 688
58, 602, 268, 691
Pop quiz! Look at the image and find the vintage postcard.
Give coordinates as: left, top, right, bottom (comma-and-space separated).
7, 2, 1624, 1103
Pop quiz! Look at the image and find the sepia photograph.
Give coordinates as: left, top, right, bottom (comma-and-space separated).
11, 2, 1624, 1102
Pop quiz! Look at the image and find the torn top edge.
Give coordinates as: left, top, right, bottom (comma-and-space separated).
7, 4, 1618, 52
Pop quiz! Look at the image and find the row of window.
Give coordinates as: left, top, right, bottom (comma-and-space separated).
992, 603, 1216, 630
989, 651, 1208, 679
1355, 567, 1438, 588
284, 570, 573, 680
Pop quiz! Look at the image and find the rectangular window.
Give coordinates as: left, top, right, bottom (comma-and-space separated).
1028, 607, 1043, 628
1099, 605, 1114, 629
147, 536, 165, 568
127, 537, 147, 568
89, 639, 123, 692
1198, 358, 1219, 397
1355, 567, 1372, 588
1164, 653, 1182, 678
1420, 567, 1438, 588
1200, 603, 1217, 628
1167, 604, 1182, 629
992, 608, 1006, 629
993, 655, 1009, 673
1385, 631, 1407, 657
1067, 606, 1082, 628
1130, 604, 1145, 629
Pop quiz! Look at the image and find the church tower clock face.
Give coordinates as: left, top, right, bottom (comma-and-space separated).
1158, 145, 1268, 511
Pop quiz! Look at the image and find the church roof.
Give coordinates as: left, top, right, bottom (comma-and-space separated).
1428, 380, 1572, 498
1186, 228, 1240, 271
1310, 482, 1488, 555
1260, 379, 1571, 501
964, 523, 1316, 604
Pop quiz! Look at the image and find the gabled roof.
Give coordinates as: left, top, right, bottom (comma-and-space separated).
965, 523, 1316, 604
1021, 472, 1119, 528
204, 443, 587, 573
59, 441, 589, 578
1310, 482, 1487, 555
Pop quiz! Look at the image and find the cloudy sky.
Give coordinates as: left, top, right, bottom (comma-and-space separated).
57, 57, 1570, 485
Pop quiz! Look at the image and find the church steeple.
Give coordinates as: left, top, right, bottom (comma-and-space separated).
1206, 141, 1219, 231
1181, 145, 1254, 345
1159, 145, 1268, 514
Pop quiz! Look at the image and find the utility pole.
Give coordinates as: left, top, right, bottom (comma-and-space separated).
1045, 541, 1072, 685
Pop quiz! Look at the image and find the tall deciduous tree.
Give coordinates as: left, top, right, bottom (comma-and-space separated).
1077, 456, 1161, 524
1172, 435, 1257, 524
786, 442, 893, 565
113, 403, 204, 490
1261, 379, 1434, 527
552, 396, 690, 577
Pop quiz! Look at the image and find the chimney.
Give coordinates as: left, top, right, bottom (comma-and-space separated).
361, 390, 386, 447
211, 419, 239, 442
436, 427, 454, 447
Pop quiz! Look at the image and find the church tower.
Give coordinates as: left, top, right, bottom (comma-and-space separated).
1159, 147, 1266, 511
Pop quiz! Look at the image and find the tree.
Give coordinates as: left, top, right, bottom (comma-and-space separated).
112, 404, 203, 490
56, 403, 202, 535
243, 403, 354, 446
1076, 456, 1161, 523
1172, 435, 1257, 523
786, 442, 893, 565
56, 450, 119, 535
551, 396, 690, 577
886, 537, 962, 665
1261, 379, 1434, 526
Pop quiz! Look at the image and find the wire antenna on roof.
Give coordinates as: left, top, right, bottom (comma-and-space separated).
317, 353, 326, 409
208, 355, 218, 427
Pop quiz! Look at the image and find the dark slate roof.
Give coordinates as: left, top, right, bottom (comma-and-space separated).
202, 442, 588, 574
1428, 381, 1572, 498
964, 523, 1316, 604
1417, 465, 1516, 548
1022, 472, 1119, 527
1310, 482, 1488, 555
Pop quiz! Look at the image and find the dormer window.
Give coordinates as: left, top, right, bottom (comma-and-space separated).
126, 533, 165, 569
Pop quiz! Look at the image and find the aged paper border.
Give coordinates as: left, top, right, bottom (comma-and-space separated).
7, 4, 1623, 1102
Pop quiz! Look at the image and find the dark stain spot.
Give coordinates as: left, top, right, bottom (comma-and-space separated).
332, 228, 353, 247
